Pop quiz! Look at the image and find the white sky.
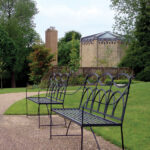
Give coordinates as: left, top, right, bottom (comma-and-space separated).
34, 0, 115, 42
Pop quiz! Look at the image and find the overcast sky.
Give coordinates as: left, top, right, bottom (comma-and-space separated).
34, 0, 115, 42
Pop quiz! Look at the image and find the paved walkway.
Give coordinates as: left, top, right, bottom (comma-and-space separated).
0, 93, 121, 150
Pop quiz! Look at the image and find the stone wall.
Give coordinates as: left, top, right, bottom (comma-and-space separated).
80, 40, 97, 67
80, 40, 125, 67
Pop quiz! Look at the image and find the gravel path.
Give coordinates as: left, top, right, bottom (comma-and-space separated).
0, 92, 39, 114
0, 92, 121, 150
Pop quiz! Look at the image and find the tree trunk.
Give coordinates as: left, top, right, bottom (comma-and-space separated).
11, 71, 16, 88
0, 75, 2, 89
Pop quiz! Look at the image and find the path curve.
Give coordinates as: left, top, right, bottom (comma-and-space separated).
0, 92, 41, 114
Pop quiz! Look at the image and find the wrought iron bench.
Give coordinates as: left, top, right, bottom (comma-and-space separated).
26, 73, 70, 128
52, 73, 132, 150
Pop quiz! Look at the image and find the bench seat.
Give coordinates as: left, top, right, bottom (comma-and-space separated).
27, 97, 63, 104
53, 108, 120, 127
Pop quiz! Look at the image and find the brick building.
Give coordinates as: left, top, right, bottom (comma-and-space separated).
45, 27, 58, 65
80, 31, 125, 67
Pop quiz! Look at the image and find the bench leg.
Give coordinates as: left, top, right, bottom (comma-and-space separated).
121, 125, 124, 150
38, 104, 40, 128
50, 104, 52, 139
90, 127, 100, 150
26, 88, 28, 117
81, 126, 83, 150
66, 121, 72, 135
46, 104, 50, 116
63, 104, 67, 127
26, 98, 28, 117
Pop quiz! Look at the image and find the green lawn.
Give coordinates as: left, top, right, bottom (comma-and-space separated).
0, 86, 81, 94
4, 82, 150, 150
0, 87, 43, 94
0, 88, 27, 94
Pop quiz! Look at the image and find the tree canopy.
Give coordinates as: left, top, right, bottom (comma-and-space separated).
59, 31, 81, 43
58, 31, 81, 66
0, 25, 16, 87
0, 0, 39, 87
69, 33, 80, 72
110, 0, 141, 39
118, 0, 150, 81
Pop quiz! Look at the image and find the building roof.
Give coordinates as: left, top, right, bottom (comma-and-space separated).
81, 31, 122, 42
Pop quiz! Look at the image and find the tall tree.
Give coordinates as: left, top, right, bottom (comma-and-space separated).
110, 0, 140, 39
0, 25, 16, 88
58, 31, 81, 66
119, 0, 150, 81
0, 0, 38, 87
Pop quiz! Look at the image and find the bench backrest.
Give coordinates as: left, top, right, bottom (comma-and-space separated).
79, 73, 100, 109
47, 73, 70, 103
46, 73, 56, 96
104, 73, 132, 123
80, 73, 132, 124
79, 73, 114, 110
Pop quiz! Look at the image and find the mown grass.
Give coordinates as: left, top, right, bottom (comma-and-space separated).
0, 88, 28, 94
0, 86, 81, 94
4, 82, 150, 150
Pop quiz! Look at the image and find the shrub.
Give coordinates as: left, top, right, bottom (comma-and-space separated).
28, 44, 54, 84
68, 74, 85, 85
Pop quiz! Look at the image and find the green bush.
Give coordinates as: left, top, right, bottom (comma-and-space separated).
28, 44, 54, 84
136, 66, 150, 81
68, 74, 85, 85
105, 79, 141, 85
39, 79, 49, 88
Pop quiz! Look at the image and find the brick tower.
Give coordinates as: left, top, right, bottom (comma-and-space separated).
45, 27, 58, 66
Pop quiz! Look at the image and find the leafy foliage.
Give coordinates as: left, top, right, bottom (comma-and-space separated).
0, 26, 16, 87
110, 0, 140, 39
0, 26, 16, 68
0, 0, 39, 87
69, 33, 80, 72
119, 0, 150, 81
58, 31, 81, 66
59, 31, 81, 42
28, 44, 54, 84
68, 74, 85, 85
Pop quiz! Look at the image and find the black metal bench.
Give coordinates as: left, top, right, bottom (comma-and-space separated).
52, 73, 132, 150
26, 73, 70, 128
